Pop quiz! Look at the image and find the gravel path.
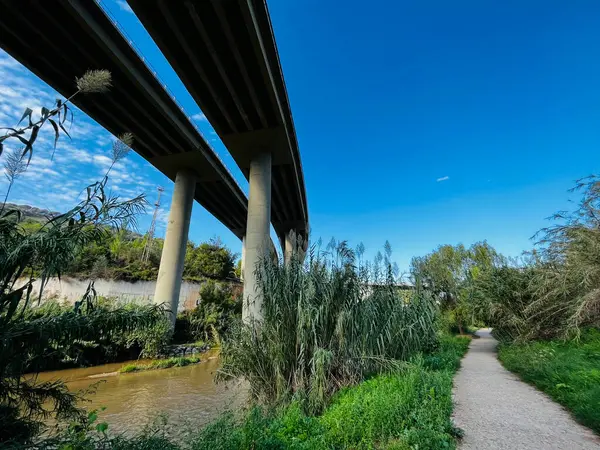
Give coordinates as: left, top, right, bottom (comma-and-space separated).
452, 329, 600, 449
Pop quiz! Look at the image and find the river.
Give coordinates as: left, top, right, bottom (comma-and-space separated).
35, 352, 246, 437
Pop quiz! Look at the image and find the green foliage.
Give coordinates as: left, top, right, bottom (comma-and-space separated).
25, 409, 178, 450
19, 299, 170, 370
190, 333, 470, 450
63, 232, 237, 283
184, 238, 237, 280
470, 265, 536, 342
219, 242, 439, 414
0, 89, 160, 442
118, 356, 201, 373
471, 176, 600, 342
527, 176, 600, 339
173, 280, 241, 345
411, 241, 503, 334
499, 328, 600, 433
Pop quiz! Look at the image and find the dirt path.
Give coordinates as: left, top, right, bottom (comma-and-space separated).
452, 329, 599, 449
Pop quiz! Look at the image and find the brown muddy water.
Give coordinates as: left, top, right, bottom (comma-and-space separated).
35, 351, 246, 437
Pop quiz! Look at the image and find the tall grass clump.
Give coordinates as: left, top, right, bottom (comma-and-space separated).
219, 240, 438, 413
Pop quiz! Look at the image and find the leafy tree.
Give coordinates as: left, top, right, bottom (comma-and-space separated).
174, 279, 241, 345
411, 241, 503, 333
475, 176, 600, 341
184, 237, 237, 280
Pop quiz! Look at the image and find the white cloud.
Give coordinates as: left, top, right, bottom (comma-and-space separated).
115, 0, 133, 13
191, 112, 207, 122
93, 154, 113, 166
436, 176, 450, 182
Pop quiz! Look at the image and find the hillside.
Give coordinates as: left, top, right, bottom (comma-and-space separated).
4, 203, 61, 222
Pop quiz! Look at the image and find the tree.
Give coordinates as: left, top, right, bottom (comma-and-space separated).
411, 241, 503, 333
184, 237, 237, 280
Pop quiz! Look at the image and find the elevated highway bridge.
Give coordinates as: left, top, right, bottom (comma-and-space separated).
127, 0, 309, 319
0, 0, 307, 322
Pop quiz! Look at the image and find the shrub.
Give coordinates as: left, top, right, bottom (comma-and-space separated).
173, 280, 241, 345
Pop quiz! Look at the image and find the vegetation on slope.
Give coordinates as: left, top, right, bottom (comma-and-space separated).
60, 226, 237, 283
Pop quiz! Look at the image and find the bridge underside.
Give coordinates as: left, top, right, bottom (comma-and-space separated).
127, 0, 308, 244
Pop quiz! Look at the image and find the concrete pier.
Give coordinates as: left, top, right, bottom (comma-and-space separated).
284, 229, 296, 264
242, 152, 272, 323
154, 169, 196, 326
240, 235, 246, 281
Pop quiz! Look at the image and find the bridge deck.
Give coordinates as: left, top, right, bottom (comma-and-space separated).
128, 0, 308, 243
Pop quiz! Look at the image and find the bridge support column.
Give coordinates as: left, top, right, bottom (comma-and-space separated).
240, 235, 246, 281
284, 229, 296, 264
242, 152, 271, 323
154, 169, 196, 327
299, 235, 307, 263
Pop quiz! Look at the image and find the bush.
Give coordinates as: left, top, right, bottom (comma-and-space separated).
470, 265, 535, 342
173, 280, 241, 345
470, 176, 600, 342
21, 298, 171, 370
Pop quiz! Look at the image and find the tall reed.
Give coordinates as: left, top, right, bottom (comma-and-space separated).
219, 241, 438, 413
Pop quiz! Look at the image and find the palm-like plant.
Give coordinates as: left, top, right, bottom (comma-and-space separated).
0, 72, 167, 445
0, 180, 160, 443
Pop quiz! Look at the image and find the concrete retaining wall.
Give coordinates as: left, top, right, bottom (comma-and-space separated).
18, 277, 204, 312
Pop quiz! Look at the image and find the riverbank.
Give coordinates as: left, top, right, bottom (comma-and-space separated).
498, 328, 600, 435
32, 349, 245, 439
118, 356, 201, 373
40, 334, 470, 449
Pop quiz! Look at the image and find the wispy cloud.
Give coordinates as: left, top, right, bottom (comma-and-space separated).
191, 112, 207, 122
115, 0, 133, 13
436, 176, 450, 182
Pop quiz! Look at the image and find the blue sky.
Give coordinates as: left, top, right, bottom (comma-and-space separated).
1, 0, 599, 273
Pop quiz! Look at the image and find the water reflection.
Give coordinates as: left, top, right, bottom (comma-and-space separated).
36, 352, 246, 436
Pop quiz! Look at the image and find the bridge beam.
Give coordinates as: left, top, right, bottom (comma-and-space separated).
154, 169, 196, 326
242, 152, 272, 323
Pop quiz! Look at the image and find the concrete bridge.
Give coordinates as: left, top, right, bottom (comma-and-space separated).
0, 0, 307, 323
127, 0, 309, 320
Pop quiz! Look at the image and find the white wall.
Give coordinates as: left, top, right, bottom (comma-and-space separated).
19, 277, 203, 312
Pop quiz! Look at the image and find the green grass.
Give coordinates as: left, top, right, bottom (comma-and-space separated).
118, 356, 201, 373
190, 334, 471, 450
498, 328, 600, 434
